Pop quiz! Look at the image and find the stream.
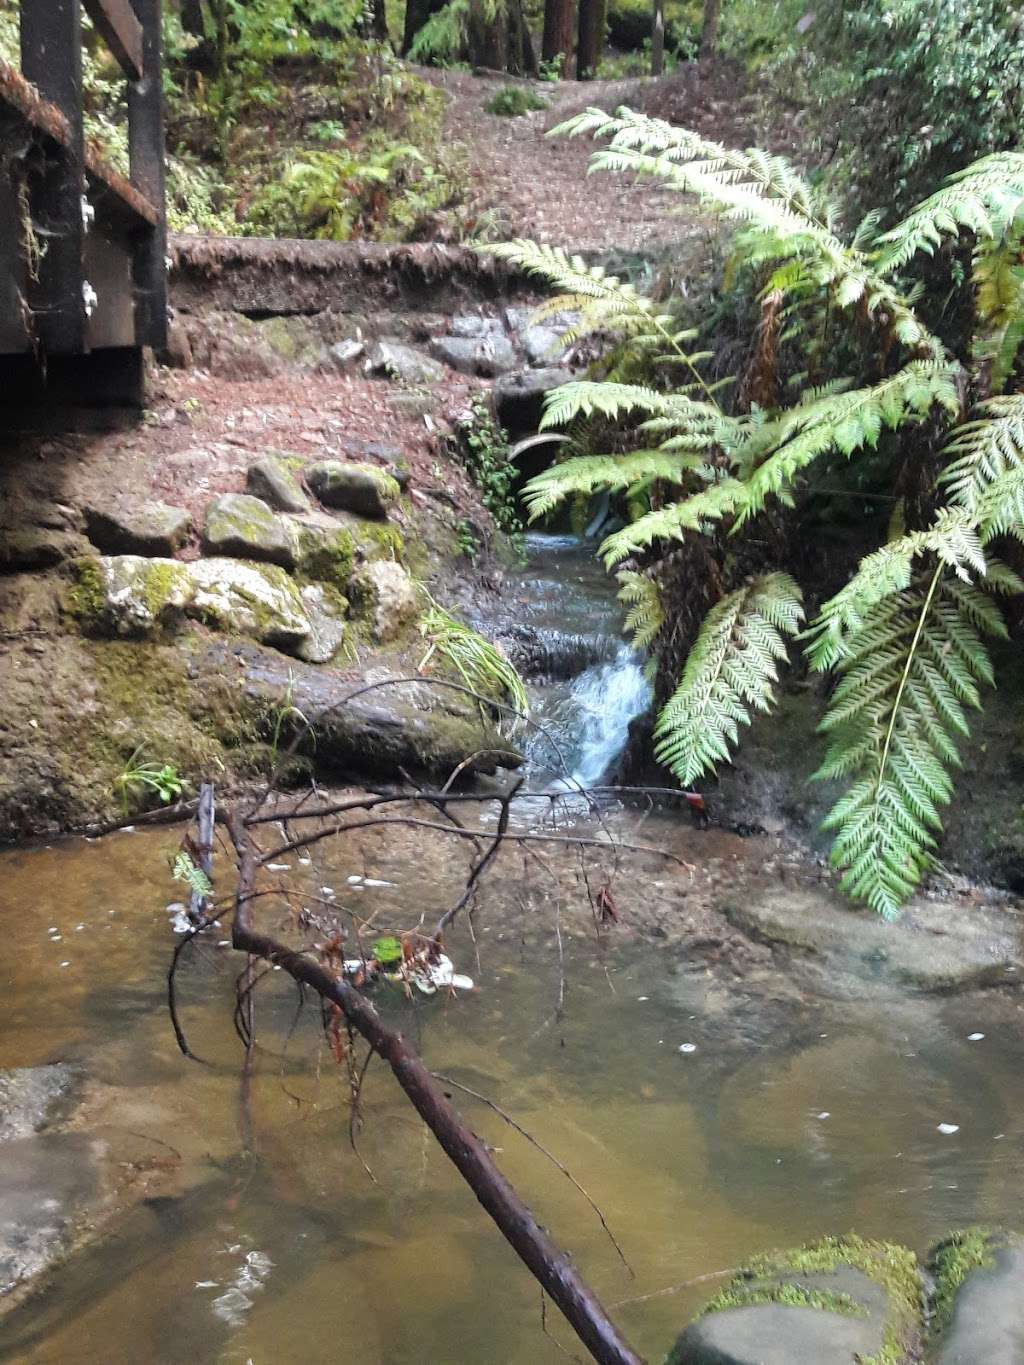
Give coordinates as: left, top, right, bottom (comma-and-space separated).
2, 535, 1024, 1364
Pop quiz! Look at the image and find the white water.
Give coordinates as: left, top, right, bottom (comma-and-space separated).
559, 643, 651, 788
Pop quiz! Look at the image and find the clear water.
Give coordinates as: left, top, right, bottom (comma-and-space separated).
2, 828, 1024, 1364
3, 534, 1024, 1363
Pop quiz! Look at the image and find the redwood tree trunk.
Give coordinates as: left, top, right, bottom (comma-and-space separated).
576, 0, 606, 79
650, 0, 665, 74
542, 0, 575, 75
402, 0, 445, 56
699, 0, 721, 58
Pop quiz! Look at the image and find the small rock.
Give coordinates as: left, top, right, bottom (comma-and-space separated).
163, 315, 193, 369
296, 584, 348, 664
349, 560, 419, 643
0, 1065, 78, 1144
386, 391, 438, 420
202, 493, 296, 568
306, 461, 400, 519
188, 558, 310, 651
523, 325, 568, 366
246, 455, 310, 514
431, 334, 518, 377
322, 338, 365, 373
69, 555, 193, 637
449, 315, 505, 339
0, 527, 91, 570
367, 339, 446, 386
83, 502, 191, 557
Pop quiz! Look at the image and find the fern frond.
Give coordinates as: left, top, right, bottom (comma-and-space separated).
805, 507, 987, 670
652, 573, 804, 785
940, 394, 1024, 512
973, 218, 1024, 392
172, 850, 212, 900
521, 449, 711, 519
816, 570, 1003, 917
875, 152, 1024, 275
538, 380, 673, 429
599, 477, 748, 565
616, 569, 665, 649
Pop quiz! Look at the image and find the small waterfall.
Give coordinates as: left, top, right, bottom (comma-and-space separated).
528, 642, 652, 790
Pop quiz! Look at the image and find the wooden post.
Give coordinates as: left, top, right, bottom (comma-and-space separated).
20, 0, 89, 354
128, 0, 168, 352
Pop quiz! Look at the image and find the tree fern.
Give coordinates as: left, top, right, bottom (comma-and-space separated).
653, 574, 804, 785
616, 569, 665, 650
940, 394, 1024, 512
813, 571, 1005, 917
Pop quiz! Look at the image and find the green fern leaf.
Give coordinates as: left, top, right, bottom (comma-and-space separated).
653, 574, 804, 786
616, 569, 665, 649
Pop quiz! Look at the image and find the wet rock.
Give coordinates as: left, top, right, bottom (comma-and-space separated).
931, 1229, 1024, 1364
296, 584, 348, 664
201, 493, 296, 568
0, 1066, 78, 1144
0, 527, 91, 571
215, 643, 521, 778
68, 555, 193, 638
449, 314, 504, 339
83, 502, 192, 557
431, 334, 518, 377
322, 338, 365, 373
246, 455, 310, 514
723, 887, 1022, 994
493, 367, 570, 434
349, 560, 419, 643
0, 1134, 99, 1300
668, 1238, 920, 1365
188, 558, 310, 651
367, 339, 446, 386
306, 461, 399, 519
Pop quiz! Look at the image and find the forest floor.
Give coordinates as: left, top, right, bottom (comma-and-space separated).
430, 60, 806, 251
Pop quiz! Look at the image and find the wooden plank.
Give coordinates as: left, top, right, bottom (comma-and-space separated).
82, 0, 144, 80
0, 64, 159, 225
128, 0, 167, 351
19, 0, 88, 355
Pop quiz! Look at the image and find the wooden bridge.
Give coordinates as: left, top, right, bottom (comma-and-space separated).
0, 0, 166, 416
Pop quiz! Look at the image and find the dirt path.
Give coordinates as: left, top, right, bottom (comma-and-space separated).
431, 62, 794, 253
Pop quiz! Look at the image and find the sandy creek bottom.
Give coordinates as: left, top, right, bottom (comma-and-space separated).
1, 817, 1024, 1365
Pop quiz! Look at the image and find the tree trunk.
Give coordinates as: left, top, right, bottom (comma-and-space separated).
402, 0, 444, 55
650, 0, 665, 75
699, 0, 721, 59
542, 0, 575, 76
576, 0, 606, 80
466, 0, 537, 73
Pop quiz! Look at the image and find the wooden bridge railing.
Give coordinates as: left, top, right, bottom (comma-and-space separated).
1, 0, 167, 407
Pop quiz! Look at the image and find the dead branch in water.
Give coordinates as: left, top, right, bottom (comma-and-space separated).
223, 806, 646, 1365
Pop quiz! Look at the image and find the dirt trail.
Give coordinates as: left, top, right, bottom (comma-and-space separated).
431, 62, 792, 253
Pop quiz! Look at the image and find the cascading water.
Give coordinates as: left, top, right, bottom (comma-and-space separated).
490, 532, 653, 789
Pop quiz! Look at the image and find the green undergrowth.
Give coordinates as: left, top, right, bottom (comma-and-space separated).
928, 1227, 997, 1336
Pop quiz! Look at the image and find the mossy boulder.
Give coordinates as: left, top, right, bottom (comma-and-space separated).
296, 584, 348, 664
187, 558, 310, 652
245, 454, 310, 514
67, 555, 193, 638
306, 461, 400, 520
201, 493, 296, 568
929, 1228, 1024, 1363
349, 560, 419, 643
290, 511, 404, 592
83, 502, 191, 557
368, 339, 446, 386
668, 1237, 922, 1365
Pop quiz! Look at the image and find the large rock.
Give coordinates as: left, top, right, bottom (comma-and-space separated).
0, 1066, 78, 1144
306, 461, 399, 519
0, 1134, 99, 1300
218, 643, 522, 778
431, 334, 517, 377
367, 339, 446, 386
290, 511, 404, 592
668, 1238, 921, 1365
245, 455, 310, 514
296, 584, 348, 664
83, 502, 191, 557
0, 500, 90, 570
493, 368, 570, 434
931, 1229, 1024, 1363
723, 887, 1022, 994
68, 555, 193, 638
188, 558, 310, 651
201, 493, 296, 568
349, 560, 419, 643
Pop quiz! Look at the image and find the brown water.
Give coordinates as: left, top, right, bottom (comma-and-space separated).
3, 824, 1024, 1365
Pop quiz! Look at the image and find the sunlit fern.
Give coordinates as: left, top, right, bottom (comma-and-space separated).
616, 569, 665, 650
